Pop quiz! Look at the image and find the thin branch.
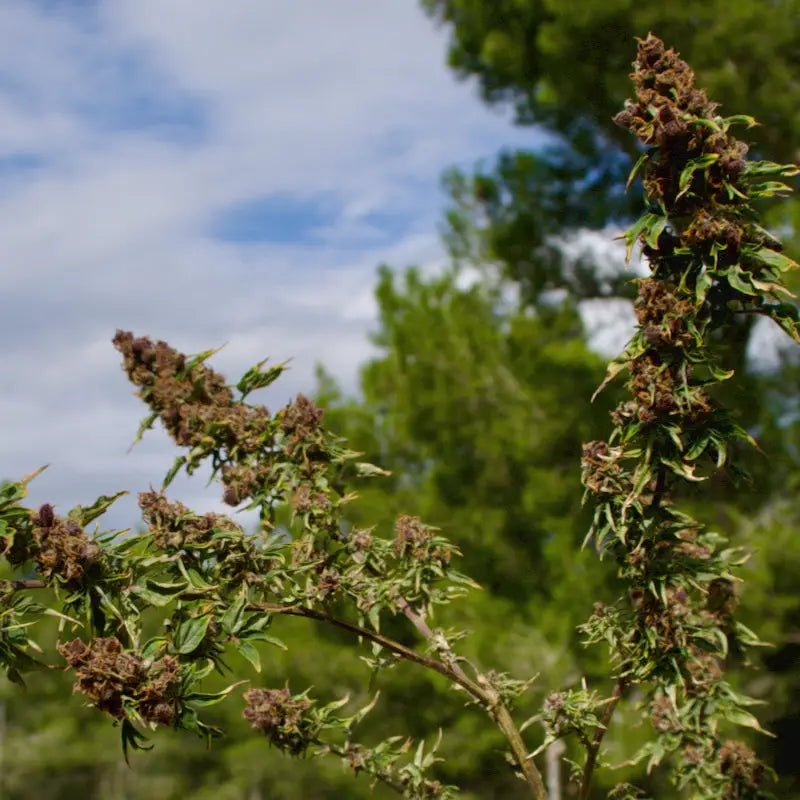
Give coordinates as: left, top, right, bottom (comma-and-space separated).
579, 679, 627, 800
249, 601, 485, 699
354, 549, 474, 684
492, 701, 548, 799
394, 600, 546, 799
394, 596, 472, 685
250, 601, 548, 800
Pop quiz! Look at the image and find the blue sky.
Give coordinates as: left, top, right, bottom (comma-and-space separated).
0, 0, 551, 530
3, 1, 786, 535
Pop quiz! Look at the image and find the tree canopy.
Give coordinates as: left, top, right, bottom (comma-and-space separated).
422, 0, 800, 163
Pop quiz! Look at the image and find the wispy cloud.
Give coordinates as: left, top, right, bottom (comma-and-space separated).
0, 0, 542, 530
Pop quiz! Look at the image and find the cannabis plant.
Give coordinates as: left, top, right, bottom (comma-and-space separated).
1, 36, 797, 799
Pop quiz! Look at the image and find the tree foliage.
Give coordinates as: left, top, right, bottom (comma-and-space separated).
422, 0, 800, 164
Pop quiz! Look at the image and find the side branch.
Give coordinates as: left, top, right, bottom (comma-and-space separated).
251, 601, 548, 800
579, 678, 627, 800
394, 595, 473, 685
250, 601, 484, 697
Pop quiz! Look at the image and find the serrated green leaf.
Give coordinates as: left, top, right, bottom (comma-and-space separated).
622, 213, 660, 264
751, 278, 794, 297
735, 621, 771, 647
726, 269, 757, 296
141, 637, 168, 661
414, 738, 426, 768
238, 613, 271, 635
41, 607, 81, 625
723, 707, 775, 736
685, 434, 711, 461
121, 718, 152, 765
743, 160, 799, 178
760, 303, 800, 342
128, 412, 158, 453
694, 268, 714, 305
626, 151, 650, 191
130, 580, 187, 608
173, 615, 211, 655
723, 114, 759, 129
592, 357, 629, 401
176, 559, 216, 591
244, 633, 286, 651
661, 459, 705, 481
748, 181, 794, 198
0, 480, 27, 509
355, 462, 392, 478
368, 604, 381, 632
752, 247, 799, 274
162, 455, 187, 490
677, 154, 719, 199
184, 344, 226, 370
643, 215, 667, 250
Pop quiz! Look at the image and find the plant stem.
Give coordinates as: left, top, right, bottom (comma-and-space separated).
396, 599, 547, 799
491, 700, 548, 799
251, 601, 483, 695
394, 595, 472, 685
579, 678, 627, 800
251, 601, 548, 800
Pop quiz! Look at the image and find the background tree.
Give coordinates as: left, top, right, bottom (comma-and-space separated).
421, 0, 800, 162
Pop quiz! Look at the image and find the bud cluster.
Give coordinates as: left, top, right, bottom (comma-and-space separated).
31, 504, 102, 590
58, 636, 181, 726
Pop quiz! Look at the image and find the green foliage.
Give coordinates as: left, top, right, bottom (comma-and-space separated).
425, 0, 800, 374
321, 264, 621, 669
440, 147, 640, 304
421, 0, 800, 163
1, 33, 798, 800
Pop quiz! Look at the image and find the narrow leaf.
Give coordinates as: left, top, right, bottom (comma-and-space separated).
68, 491, 128, 527
234, 640, 261, 672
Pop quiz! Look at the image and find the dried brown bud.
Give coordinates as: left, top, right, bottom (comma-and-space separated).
719, 740, 764, 793
31, 507, 102, 589
243, 687, 312, 755
393, 515, 437, 561
316, 568, 341, 600
348, 528, 373, 553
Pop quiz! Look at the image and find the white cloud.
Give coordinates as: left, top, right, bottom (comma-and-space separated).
579, 297, 638, 358
0, 0, 541, 530
747, 315, 798, 374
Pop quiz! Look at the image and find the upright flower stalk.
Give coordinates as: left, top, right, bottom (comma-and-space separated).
576, 34, 799, 798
